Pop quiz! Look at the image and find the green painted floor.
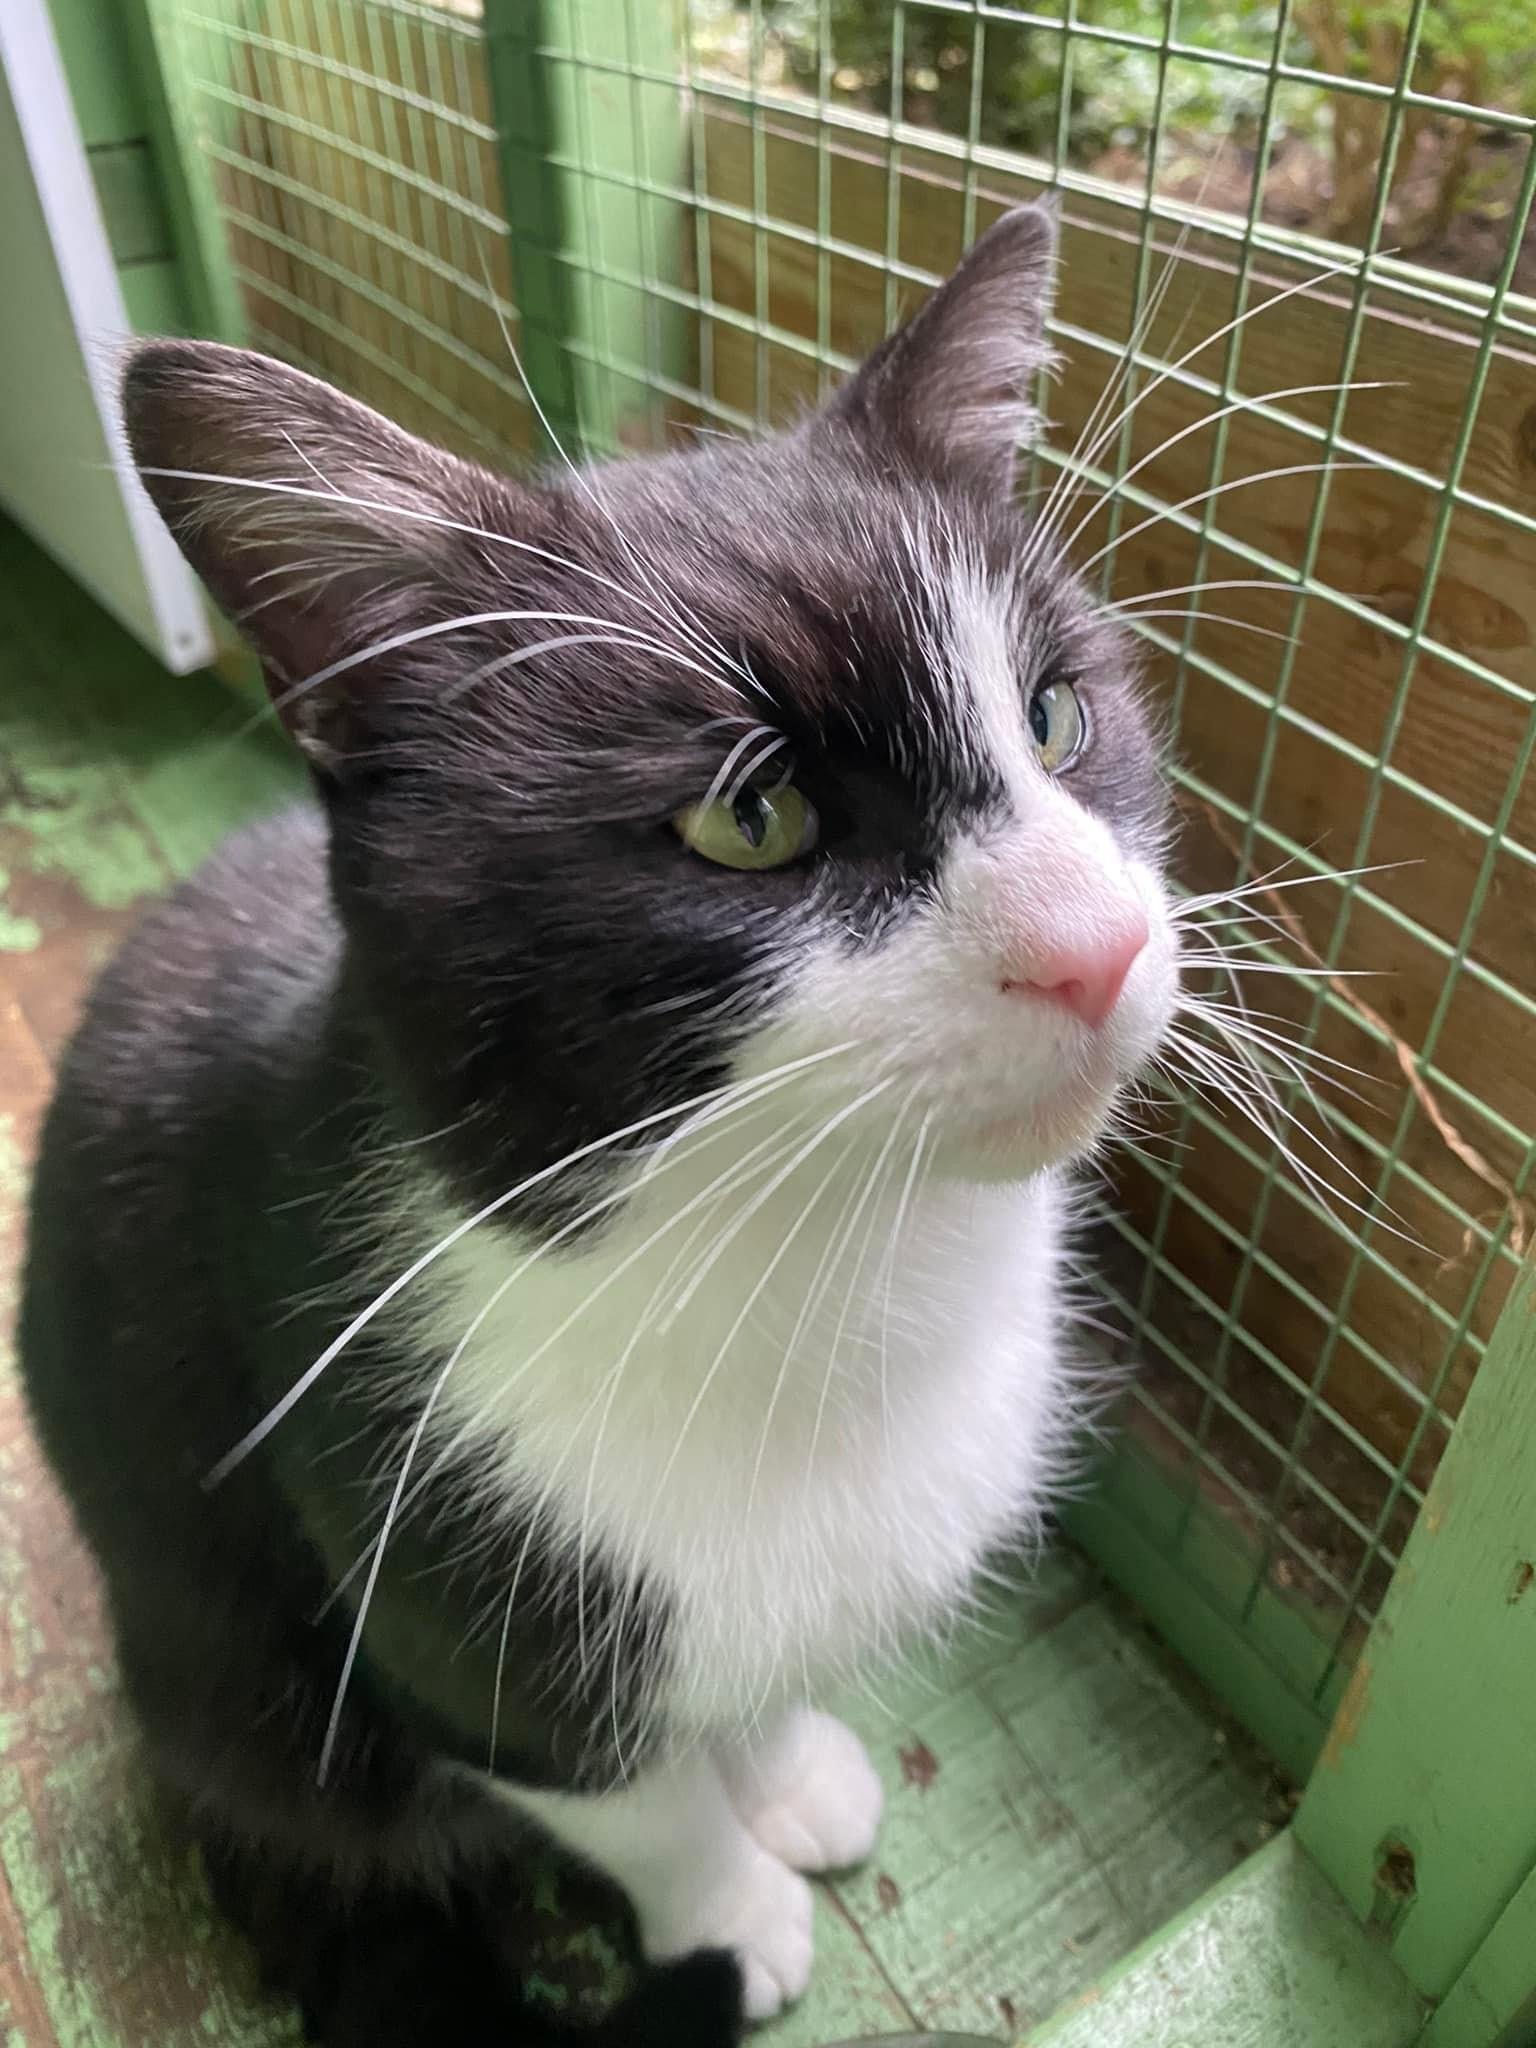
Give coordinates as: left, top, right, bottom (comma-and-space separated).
0, 514, 1287, 2045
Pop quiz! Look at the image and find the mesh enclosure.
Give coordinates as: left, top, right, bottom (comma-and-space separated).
159, 0, 1536, 1770
165, 0, 533, 462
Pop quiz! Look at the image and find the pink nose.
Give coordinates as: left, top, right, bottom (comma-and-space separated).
1001, 914, 1149, 1028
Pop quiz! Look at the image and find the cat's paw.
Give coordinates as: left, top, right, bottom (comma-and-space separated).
640, 1846, 814, 2022
733, 1710, 886, 1873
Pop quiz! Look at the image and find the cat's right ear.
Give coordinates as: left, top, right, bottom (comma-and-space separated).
818, 200, 1059, 495
123, 341, 535, 764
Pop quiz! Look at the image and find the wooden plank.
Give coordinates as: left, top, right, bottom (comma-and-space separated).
1295, 1246, 1536, 2000
1020, 1831, 1426, 2048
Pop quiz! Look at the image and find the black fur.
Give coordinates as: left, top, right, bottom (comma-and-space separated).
21, 203, 1164, 2044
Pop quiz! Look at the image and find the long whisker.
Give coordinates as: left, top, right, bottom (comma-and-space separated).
206, 1042, 859, 1485
1111, 576, 1299, 609
318, 1342, 460, 1783
1163, 1025, 1419, 1245
1183, 1008, 1377, 1113
1074, 457, 1375, 582
649, 1080, 897, 1498
1175, 858, 1409, 916
1176, 954, 1380, 978
1115, 609, 1298, 644
130, 464, 756, 707
262, 604, 735, 731
472, 235, 762, 700
316, 1091, 804, 1618
444, 627, 733, 706
1186, 996, 1381, 1083
740, 1129, 874, 1523
1025, 215, 1199, 562
1057, 377, 1392, 564
878, 1114, 934, 1453
568, 1109, 829, 1690
805, 1099, 917, 1476
1034, 252, 1368, 569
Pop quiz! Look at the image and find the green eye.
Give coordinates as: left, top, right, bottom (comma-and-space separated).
674, 781, 819, 871
1028, 679, 1087, 772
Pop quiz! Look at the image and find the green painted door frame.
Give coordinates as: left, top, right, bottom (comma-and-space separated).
46, 0, 247, 341
481, 0, 686, 463
1297, 1245, 1536, 2044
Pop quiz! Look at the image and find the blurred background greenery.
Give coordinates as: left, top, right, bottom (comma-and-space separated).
691, 0, 1536, 287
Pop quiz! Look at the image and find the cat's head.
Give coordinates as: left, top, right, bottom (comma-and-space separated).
125, 202, 1179, 1216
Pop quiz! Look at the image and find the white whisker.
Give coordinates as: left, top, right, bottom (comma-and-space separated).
207, 1042, 860, 1485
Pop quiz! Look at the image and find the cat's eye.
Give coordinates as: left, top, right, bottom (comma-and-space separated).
1028, 679, 1086, 773
674, 781, 819, 871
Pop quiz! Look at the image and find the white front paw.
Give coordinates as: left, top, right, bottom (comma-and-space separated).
640, 1846, 814, 2022
738, 1710, 886, 1873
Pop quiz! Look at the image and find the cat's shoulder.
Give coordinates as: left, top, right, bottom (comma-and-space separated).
66, 800, 339, 1090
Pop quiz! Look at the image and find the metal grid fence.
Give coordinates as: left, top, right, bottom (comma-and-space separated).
164, 0, 534, 463
159, 0, 1536, 1772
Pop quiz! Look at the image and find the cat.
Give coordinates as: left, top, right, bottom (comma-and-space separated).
20, 199, 1180, 2045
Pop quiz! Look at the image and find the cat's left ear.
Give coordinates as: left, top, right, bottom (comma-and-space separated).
820, 198, 1058, 493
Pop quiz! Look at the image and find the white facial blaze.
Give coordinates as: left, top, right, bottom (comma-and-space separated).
744, 537, 1180, 1180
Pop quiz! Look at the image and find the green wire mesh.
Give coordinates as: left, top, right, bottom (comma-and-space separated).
165, 0, 535, 463
159, 0, 1536, 1767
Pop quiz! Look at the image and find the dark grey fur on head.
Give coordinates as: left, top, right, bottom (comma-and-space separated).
22, 201, 1171, 2048
122, 201, 1164, 1229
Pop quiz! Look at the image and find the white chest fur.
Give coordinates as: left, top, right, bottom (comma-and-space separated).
408, 1138, 1077, 1741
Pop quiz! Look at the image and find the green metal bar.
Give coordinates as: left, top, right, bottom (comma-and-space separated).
234, 263, 516, 458
179, 10, 495, 136
1166, 0, 1294, 725
748, 0, 769, 426
1420, 1860, 1536, 2048
1314, 1144, 1536, 1696
1067, 1442, 1348, 1778
681, 0, 718, 421
1295, 1245, 1536, 1998
118, 0, 247, 341
216, 202, 527, 402
482, 0, 584, 454
480, 1, 686, 459
882, 3, 906, 340
188, 75, 503, 227
514, 119, 1536, 563
959, 3, 985, 245
813, 0, 833, 404
669, 70, 1536, 341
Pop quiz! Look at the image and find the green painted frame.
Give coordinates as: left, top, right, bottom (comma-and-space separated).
481, 0, 687, 460
1023, 1241, 1536, 2045
1296, 1244, 1536, 2039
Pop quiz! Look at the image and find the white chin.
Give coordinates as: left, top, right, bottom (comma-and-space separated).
928, 1080, 1121, 1184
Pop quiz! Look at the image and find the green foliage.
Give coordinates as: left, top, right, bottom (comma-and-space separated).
691, 0, 1532, 256
1313, 0, 1535, 113
695, 0, 1292, 159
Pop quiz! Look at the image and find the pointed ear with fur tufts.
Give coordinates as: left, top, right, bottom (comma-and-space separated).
122, 340, 536, 765
819, 199, 1059, 493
